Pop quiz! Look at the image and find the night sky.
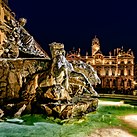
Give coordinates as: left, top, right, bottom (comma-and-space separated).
9, 0, 137, 58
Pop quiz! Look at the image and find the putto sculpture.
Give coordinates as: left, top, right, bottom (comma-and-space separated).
1, 42, 101, 119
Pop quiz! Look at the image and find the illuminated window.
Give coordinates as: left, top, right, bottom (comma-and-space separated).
112, 68, 115, 76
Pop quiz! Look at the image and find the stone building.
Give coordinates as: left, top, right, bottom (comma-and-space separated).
67, 36, 135, 93
134, 63, 137, 88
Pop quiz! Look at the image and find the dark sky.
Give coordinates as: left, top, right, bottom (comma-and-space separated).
9, 0, 137, 57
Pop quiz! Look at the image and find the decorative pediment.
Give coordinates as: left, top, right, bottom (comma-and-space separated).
94, 53, 104, 59
66, 54, 81, 60
119, 53, 132, 58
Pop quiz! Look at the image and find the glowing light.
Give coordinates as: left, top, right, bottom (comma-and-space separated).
93, 59, 95, 65
99, 100, 124, 106
102, 60, 104, 64
124, 115, 137, 121
133, 81, 137, 85
125, 60, 127, 64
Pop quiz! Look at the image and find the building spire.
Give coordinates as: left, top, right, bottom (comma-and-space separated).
91, 36, 100, 56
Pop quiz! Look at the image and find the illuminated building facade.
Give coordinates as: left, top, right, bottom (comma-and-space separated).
134, 63, 137, 88
67, 36, 135, 92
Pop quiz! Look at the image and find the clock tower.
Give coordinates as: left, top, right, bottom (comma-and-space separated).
91, 36, 100, 56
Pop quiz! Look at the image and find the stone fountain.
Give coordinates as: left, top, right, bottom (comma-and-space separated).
0, 17, 101, 119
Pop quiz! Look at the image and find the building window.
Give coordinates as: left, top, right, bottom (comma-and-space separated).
127, 61, 131, 64
121, 69, 124, 76
128, 69, 130, 75
4, 15, 8, 21
105, 70, 109, 76
127, 80, 131, 87
106, 79, 110, 87
120, 79, 124, 87
112, 67, 115, 76
87, 62, 90, 65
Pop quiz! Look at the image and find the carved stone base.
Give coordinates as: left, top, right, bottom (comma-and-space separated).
41, 97, 98, 119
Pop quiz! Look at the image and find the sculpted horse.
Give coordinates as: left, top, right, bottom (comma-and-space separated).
69, 60, 101, 96
72, 60, 101, 85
